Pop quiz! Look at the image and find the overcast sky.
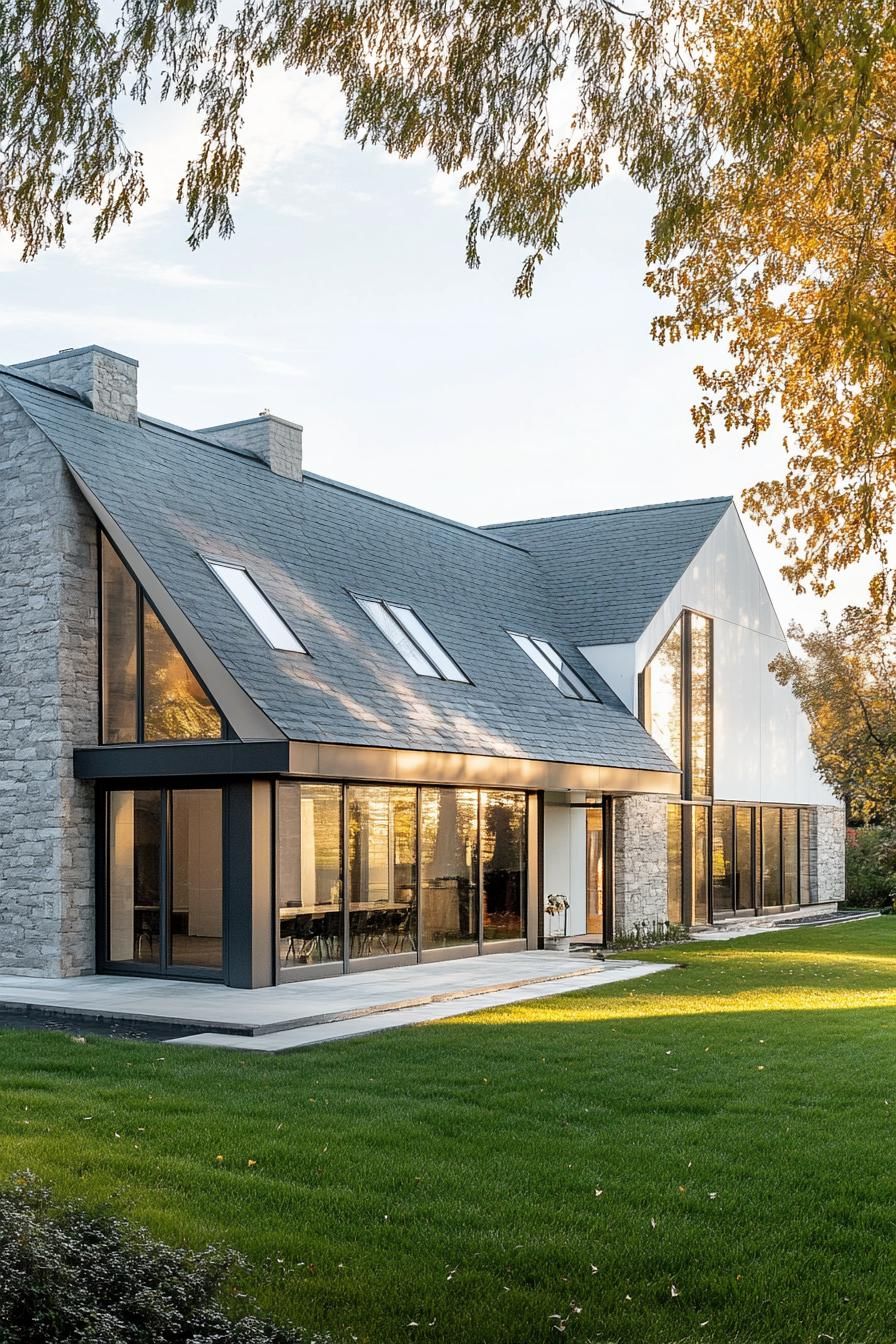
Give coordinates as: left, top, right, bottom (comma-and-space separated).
0, 68, 869, 632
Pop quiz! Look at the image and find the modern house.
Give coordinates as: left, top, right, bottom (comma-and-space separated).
0, 346, 844, 989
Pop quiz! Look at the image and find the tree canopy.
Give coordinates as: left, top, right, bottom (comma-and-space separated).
772, 607, 896, 822
2, 1, 895, 606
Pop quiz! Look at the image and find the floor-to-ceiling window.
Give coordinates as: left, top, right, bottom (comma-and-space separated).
711, 805, 734, 917
667, 804, 683, 923
105, 786, 223, 976
481, 790, 527, 942
692, 806, 710, 924
735, 806, 755, 911
761, 807, 783, 906
348, 786, 418, 959
420, 788, 479, 950
274, 784, 529, 978
689, 615, 713, 799
585, 808, 604, 936
782, 808, 799, 906
276, 783, 344, 969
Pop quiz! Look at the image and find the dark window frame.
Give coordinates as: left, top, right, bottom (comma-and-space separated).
640, 608, 713, 799
507, 630, 600, 703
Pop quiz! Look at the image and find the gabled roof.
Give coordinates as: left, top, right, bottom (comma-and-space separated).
0, 369, 677, 774
482, 497, 733, 645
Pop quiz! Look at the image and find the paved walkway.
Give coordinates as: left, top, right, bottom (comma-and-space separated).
171, 961, 675, 1053
0, 953, 676, 1049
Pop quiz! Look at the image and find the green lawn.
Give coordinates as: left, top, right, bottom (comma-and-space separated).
1, 921, 896, 1344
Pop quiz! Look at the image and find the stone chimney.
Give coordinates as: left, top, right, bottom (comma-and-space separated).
12, 345, 139, 424
199, 413, 303, 482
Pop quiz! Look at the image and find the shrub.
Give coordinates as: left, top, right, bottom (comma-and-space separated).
0, 1173, 325, 1344
611, 919, 690, 951
845, 827, 896, 909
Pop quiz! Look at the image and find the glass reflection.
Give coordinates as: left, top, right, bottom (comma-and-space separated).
711, 805, 734, 915
761, 807, 782, 905
107, 789, 161, 965
278, 783, 343, 967
348, 787, 417, 958
690, 614, 712, 796
667, 804, 683, 922
782, 808, 799, 905
692, 806, 709, 925
482, 791, 527, 941
421, 788, 478, 950
736, 806, 754, 910
170, 789, 223, 969
101, 537, 138, 744
644, 618, 682, 770
143, 603, 222, 741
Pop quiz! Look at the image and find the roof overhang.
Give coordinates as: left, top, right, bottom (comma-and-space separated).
75, 739, 679, 795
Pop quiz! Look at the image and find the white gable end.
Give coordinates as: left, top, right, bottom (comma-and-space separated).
581, 503, 839, 807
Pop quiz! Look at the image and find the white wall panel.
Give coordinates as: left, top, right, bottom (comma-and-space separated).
582, 503, 837, 807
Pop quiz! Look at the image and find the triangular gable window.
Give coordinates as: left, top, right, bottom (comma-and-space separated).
100, 533, 223, 743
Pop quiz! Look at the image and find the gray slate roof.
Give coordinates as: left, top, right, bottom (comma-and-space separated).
1, 370, 678, 773
483, 497, 732, 645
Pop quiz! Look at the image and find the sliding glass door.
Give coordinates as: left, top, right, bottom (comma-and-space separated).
105, 787, 224, 977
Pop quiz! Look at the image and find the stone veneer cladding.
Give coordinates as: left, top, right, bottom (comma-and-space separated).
613, 793, 670, 932
810, 804, 846, 905
0, 386, 98, 975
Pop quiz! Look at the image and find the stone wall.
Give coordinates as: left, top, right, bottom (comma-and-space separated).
613, 793, 669, 933
811, 805, 846, 905
0, 387, 98, 975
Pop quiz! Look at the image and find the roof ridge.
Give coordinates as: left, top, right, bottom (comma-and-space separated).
301, 471, 531, 553
481, 495, 734, 530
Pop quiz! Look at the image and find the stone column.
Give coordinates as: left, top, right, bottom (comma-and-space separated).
613, 793, 670, 934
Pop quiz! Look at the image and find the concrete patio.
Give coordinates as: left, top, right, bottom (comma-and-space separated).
0, 952, 676, 1052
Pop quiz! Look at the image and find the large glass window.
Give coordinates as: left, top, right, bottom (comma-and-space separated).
107, 787, 223, 974
692, 806, 709, 925
761, 807, 782, 906
143, 604, 222, 741
667, 804, 683, 922
482, 791, 527, 941
711, 805, 734, 916
735, 806, 754, 910
585, 808, 604, 936
420, 788, 479, 950
799, 809, 811, 904
690, 614, 713, 797
644, 618, 682, 770
170, 789, 223, 969
348, 787, 417, 958
101, 537, 139, 743
108, 789, 161, 965
782, 807, 799, 906
277, 783, 343, 967
99, 532, 224, 743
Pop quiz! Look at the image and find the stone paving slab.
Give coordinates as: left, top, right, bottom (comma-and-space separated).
169, 961, 677, 1053
0, 953, 656, 1037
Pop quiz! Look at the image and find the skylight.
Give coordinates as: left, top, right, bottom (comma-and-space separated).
509, 632, 598, 701
354, 596, 469, 682
208, 561, 307, 653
